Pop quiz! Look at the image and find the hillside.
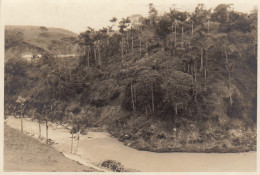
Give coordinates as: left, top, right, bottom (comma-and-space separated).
5, 25, 78, 61
4, 4, 257, 153
4, 124, 96, 172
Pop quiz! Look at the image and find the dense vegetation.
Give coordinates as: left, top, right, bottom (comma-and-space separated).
5, 4, 257, 152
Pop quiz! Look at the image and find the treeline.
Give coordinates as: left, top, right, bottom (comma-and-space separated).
75, 3, 257, 121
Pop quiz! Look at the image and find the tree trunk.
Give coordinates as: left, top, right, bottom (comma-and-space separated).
38, 118, 41, 138
207, 19, 209, 35
204, 52, 207, 89
174, 24, 177, 47
20, 105, 23, 133
191, 64, 194, 83
126, 33, 129, 51
83, 46, 86, 64
171, 23, 174, 42
134, 84, 137, 105
151, 85, 154, 111
87, 46, 90, 67
192, 21, 193, 35
75, 129, 81, 154
194, 84, 197, 102
139, 37, 142, 55
46, 119, 48, 145
204, 52, 207, 80
200, 48, 203, 72
121, 37, 124, 62
20, 116, 23, 133
131, 36, 134, 53
228, 71, 232, 105
181, 26, 184, 47
98, 46, 101, 66
174, 104, 178, 115
204, 65, 207, 80
194, 61, 197, 82
71, 132, 73, 153
225, 48, 228, 63
94, 46, 97, 63
130, 83, 135, 112
146, 42, 149, 57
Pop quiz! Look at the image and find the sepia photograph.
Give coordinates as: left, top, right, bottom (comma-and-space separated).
1, 0, 258, 173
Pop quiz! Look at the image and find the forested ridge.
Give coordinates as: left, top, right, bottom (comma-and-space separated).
5, 4, 257, 152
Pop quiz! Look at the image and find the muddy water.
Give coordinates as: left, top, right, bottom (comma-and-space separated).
5, 116, 256, 172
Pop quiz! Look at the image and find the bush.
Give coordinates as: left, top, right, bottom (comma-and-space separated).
101, 160, 125, 172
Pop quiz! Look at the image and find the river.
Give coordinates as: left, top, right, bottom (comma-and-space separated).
5, 116, 256, 172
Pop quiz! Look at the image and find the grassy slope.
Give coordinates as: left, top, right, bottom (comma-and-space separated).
5, 25, 78, 60
5, 25, 78, 38
4, 124, 96, 172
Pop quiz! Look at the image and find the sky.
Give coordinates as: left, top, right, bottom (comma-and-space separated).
2, 0, 258, 34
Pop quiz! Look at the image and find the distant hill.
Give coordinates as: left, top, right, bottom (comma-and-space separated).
5, 25, 79, 61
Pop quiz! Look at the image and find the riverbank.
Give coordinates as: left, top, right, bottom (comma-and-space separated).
4, 116, 256, 172
107, 113, 256, 153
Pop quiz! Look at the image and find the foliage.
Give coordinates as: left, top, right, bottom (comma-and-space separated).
4, 3, 257, 143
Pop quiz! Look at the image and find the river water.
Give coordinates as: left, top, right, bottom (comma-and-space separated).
5, 116, 256, 172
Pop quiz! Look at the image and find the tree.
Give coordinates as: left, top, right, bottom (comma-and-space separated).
161, 70, 192, 117
93, 40, 102, 66
15, 95, 27, 132
193, 3, 210, 26
109, 17, 118, 31
155, 15, 171, 47
66, 106, 92, 154
119, 17, 131, 34
148, 3, 158, 25
197, 35, 214, 88
211, 4, 233, 23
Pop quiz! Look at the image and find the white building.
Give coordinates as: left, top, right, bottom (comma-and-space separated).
21, 52, 33, 62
